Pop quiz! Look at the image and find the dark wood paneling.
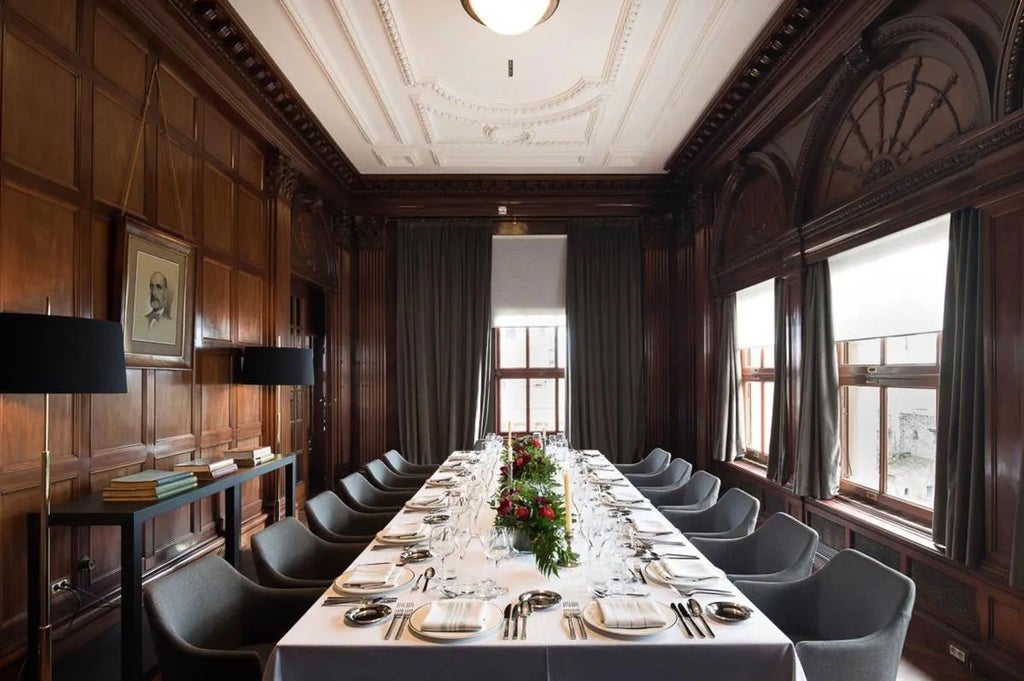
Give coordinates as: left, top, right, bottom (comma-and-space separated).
92, 89, 145, 212
202, 164, 234, 254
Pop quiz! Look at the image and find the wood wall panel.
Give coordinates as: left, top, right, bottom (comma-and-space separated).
157, 134, 194, 237
1, 30, 78, 188
92, 9, 146, 100
235, 269, 263, 344
89, 370, 144, 452
642, 236, 674, 452
201, 258, 232, 342
202, 107, 234, 168
153, 369, 193, 441
355, 237, 393, 463
202, 164, 234, 254
158, 66, 197, 140
237, 135, 263, 189
6, 0, 78, 52
236, 186, 265, 269
92, 89, 144, 212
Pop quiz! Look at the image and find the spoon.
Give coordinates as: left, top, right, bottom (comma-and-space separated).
687, 598, 715, 638
421, 567, 436, 592
519, 599, 533, 640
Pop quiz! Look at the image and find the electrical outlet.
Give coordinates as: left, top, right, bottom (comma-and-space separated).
948, 643, 968, 663
50, 578, 70, 594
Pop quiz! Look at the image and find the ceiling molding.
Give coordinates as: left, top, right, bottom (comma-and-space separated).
665, 0, 842, 174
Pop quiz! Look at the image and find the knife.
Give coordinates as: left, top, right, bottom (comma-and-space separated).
511, 603, 520, 640
502, 604, 512, 639
671, 603, 693, 638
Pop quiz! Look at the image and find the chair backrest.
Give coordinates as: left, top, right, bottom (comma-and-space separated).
339, 473, 376, 507
677, 470, 721, 507
645, 447, 671, 471
748, 513, 818, 576
251, 518, 320, 584
339, 472, 407, 510
365, 459, 397, 487
632, 458, 693, 488
305, 490, 347, 537
813, 549, 915, 641
383, 449, 409, 474
144, 555, 248, 653
710, 488, 760, 537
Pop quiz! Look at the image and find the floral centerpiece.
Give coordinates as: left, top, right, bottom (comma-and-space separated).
494, 436, 577, 577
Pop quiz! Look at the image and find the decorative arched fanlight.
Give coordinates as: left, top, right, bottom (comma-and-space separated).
461, 0, 559, 36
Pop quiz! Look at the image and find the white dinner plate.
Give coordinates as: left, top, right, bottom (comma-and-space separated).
375, 528, 429, 545
644, 561, 727, 587
581, 601, 676, 638
407, 601, 504, 642
600, 494, 648, 509
332, 566, 415, 596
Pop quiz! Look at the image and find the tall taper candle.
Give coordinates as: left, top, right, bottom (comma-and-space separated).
563, 471, 573, 535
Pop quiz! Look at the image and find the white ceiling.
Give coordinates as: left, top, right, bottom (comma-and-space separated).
227, 0, 785, 174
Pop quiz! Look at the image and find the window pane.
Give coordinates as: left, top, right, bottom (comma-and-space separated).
498, 327, 526, 368
557, 327, 567, 368
557, 378, 566, 432
746, 349, 762, 370
528, 327, 557, 368
529, 379, 556, 432
885, 333, 938, 365
499, 379, 527, 432
885, 387, 936, 507
762, 346, 775, 369
749, 382, 762, 453
763, 381, 775, 454
844, 386, 880, 490
847, 338, 881, 365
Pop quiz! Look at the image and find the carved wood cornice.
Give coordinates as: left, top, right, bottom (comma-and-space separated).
265, 153, 298, 202
665, 0, 842, 174
998, 0, 1024, 114
167, 0, 361, 190
352, 174, 670, 199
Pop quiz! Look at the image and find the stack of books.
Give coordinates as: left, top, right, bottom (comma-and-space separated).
172, 458, 238, 481
225, 445, 274, 467
103, 470, 198, 502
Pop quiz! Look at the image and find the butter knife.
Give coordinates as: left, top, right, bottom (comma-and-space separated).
502, 603, 512, 640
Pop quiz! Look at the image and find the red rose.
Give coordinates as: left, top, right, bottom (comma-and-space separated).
497, 498, 512, 515
539, 506, 556, 520
500, 465, 509, 475
515, 506, 530, 520
522, 453, 532, 463
532, 439, 541, 449
535, 496, 551, 506
515, 457, 525, 467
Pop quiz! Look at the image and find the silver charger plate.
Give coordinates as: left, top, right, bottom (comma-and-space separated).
519, 590, 562, 609
705, 601, 753, 622
344, 603, 392, 626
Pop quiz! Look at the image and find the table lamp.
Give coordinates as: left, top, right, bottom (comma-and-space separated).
236, 346, 314, 452
0, 303, 127, 681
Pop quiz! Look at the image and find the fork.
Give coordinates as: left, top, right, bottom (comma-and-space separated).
386, 602, 413, 640
673, 586, 734, 597
561, 602, 576, 640
568, 601, 587, 639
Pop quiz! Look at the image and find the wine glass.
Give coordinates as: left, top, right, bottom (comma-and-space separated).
480, 526, 512, 598
430, 524, 457, 584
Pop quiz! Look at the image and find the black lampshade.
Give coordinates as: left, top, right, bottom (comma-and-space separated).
0, 312, 128, 394
237, 347, 314, 386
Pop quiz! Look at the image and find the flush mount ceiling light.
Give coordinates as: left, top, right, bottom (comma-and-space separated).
461, 0, 559, 36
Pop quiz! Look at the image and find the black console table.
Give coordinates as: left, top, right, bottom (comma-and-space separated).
26, 454, 296, 681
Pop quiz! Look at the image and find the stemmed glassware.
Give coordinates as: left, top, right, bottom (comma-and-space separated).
480, 526, 512, 598
429, 524, 456, 584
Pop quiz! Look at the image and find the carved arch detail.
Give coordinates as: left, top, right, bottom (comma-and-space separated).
795, 16, 992, 222
997, 1, 1024, 115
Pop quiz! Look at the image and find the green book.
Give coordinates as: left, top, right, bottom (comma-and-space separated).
104, 478, 198, 501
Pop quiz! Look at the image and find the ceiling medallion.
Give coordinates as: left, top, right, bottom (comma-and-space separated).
461, 0, 559, 36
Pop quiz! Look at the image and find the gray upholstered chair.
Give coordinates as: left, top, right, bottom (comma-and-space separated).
382, 449, 438, 475
339, 472, 412, 513
143, 555, 320, 681
736, 549, 915, 681
306, 490, 393, 542
643, 470, 720, 510
691, 512, 818, 583
365, 458, 429, 490
627, 457, 692, 488
662, 487, 760, 539
614, 447, 671, 475
251, 517, 364, 588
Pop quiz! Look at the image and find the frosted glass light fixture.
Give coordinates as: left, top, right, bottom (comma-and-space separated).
461, 0, 559, 35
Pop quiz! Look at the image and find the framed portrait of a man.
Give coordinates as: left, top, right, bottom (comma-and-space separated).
118, 218, 195, 368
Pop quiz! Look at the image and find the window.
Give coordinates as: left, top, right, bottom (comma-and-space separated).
736, 279, 775, 464
495, 325, 566, 434
829, 214, 949, 522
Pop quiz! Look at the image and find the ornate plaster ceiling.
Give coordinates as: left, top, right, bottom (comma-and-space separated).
226, 0, 785, 174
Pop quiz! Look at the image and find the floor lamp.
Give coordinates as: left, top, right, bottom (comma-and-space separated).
236, 346, 315, 453
0, 305, 127, 681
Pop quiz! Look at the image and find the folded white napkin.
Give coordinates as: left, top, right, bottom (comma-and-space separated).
631, 518, 674, 535
590, 470, 619, 481
582, 450, 602, 457
344, 564, 399, 588
608, 489, 645, 504
596, 598, 671, 629
439, 461, 466, 471
383, 522, 426, 539
410, 491, 447, 506
419, 599, 487, 632
448, 452, 475, 461
656, 558, 720, 580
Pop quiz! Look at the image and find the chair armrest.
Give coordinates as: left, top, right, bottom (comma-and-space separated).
734, 579, 815, 635
156, 635, 263, 679
795, 628, 903, 681
243, 585, 322, 642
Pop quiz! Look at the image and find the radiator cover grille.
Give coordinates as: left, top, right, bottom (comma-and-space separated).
908, 558, 979, 637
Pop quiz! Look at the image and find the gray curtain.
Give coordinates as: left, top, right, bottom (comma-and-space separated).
566, 220, 644, 463
767, 277, 790, 484
793, 262, 840, 499
713, 295, 744, 462
395, 221, 492, 464
933, 208, 986, 568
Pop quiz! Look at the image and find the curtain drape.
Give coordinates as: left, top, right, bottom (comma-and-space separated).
793, 262, 840, 499
933, 208, 986, 567
767, 277, 790, 484
713, 295, 744, 462
395, 221, 493, 464
566, 220, 644, 464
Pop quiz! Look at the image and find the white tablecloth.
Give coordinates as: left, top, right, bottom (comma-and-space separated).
265, 452, 804, 681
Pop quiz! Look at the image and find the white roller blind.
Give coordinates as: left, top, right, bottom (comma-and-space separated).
829, 214, 949, 341
491, 235, 567, 327
735, 279, 775, 349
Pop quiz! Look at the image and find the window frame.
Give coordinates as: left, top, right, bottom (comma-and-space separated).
493, 326, 566, 435
739, 346, 774, 465
837, 333, 940, 525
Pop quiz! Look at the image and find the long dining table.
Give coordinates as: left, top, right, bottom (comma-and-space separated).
264, 450, 805, 681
